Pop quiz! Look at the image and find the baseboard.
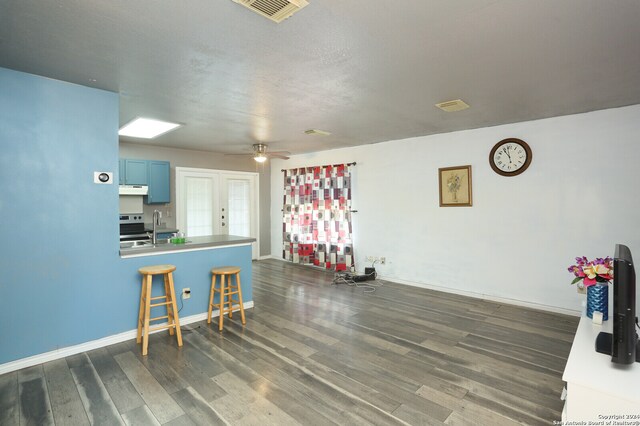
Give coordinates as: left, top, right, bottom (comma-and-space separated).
257, 255, 276, 260
0, 301, 254, 376
379, 275, 581, 317
261, 256, 287, 263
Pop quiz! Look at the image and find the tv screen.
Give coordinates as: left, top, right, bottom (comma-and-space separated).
595, 244, 639, 364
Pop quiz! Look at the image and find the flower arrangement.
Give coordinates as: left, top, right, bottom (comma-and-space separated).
447, 174, 461, 201
567, 256, 613, 287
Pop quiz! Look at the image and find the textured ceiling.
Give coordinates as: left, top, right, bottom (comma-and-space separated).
1, 0, 640, 155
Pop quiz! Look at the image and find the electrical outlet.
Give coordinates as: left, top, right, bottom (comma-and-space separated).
182, 288, 191, 299
379, 257, 386, 264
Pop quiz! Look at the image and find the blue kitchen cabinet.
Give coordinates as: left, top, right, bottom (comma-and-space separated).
118, 159, 125, 184
124, 159, 148, 185
145, 160, 170, 204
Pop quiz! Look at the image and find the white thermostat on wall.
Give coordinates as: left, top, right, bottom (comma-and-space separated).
93, 171, 113, 184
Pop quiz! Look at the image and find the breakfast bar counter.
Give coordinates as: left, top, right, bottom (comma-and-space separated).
120, 235, 256, 258
118, 236, 255, 332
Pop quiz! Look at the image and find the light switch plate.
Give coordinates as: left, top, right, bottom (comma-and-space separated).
94, 171, 113, 184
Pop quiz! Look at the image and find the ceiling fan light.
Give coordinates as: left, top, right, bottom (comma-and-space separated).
254, 154, 267, 163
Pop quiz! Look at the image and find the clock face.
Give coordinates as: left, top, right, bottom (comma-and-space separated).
489, 138, 532, 176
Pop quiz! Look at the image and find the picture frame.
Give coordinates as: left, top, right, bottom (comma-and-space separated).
439, 165, 472, 207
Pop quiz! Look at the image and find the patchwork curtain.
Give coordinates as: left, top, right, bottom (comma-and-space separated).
283, 164, 354, 271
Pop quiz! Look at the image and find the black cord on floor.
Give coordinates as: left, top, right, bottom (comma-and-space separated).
332, 260, 383, 293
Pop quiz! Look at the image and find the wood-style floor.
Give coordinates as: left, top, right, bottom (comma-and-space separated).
0, 259, 579, 425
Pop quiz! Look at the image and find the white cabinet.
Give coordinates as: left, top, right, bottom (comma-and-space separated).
562, 313, 640, 421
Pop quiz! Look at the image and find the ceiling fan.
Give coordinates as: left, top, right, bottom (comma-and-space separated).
227, 143, 290, 162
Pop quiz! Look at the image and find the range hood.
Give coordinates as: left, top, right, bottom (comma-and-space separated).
119, 185, 148, 195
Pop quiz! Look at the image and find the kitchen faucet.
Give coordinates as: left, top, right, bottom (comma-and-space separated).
152, 209, 160, 245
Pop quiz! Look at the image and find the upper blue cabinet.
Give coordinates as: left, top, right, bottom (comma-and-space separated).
146, 161, 170, 204
118, 159, 125, 184
124, 159, 148, 185
119, 158, 171, 204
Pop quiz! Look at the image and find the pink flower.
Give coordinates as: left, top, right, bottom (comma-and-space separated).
567, 256, 613, 287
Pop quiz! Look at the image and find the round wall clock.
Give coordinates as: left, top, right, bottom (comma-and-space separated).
489, 138, 532, 176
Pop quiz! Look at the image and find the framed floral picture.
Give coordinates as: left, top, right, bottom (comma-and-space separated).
439, 165, 472, 207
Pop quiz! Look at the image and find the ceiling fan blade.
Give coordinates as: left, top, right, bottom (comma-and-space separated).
268, 150, 291, 156
269, 154, 290, 160
224, 153, 254, 156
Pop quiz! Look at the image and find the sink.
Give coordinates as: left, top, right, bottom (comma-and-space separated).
120, 239, 172, 249
120, 241, 152, 249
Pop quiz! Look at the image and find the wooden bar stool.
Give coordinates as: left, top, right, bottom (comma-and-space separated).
208, 266, 246, 331
137, 264, 183, 356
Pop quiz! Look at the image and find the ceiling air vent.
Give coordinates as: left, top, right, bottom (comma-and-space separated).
233, 0, 309, 23
435, 99, 470, 112
304, 129, 331, 136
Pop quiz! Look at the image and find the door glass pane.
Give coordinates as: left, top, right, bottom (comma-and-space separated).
186, 177, 212, 237
228, 179, 250, 237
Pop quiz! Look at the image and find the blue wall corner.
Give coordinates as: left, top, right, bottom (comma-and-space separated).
0, 67, 253, 364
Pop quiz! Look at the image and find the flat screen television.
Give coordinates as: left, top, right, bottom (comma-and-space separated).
595, 244, 640, 364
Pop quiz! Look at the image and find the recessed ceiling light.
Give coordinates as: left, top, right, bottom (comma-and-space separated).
435, 99, 469, 112
119, 117, 182, 139
304, 129, 331, 136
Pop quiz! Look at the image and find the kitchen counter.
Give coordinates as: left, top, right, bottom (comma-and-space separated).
120, 234, 255, 258
118, 239, 254, 336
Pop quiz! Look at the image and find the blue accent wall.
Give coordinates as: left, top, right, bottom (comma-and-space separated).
0, 67, 252, 365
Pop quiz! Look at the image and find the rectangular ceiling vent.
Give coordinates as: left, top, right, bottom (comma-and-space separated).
435, 99, 470, 112
233, 0, 309, 23
304, 129, 331, 136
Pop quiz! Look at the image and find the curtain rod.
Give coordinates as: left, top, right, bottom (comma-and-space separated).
281, 162, 356, 172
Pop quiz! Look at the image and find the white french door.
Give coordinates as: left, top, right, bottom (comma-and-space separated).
177, 170, 220, 237
176, 168, 259, 259
221, 173, 258, 259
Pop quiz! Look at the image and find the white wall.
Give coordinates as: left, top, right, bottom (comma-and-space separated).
270, 105, 640, 313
